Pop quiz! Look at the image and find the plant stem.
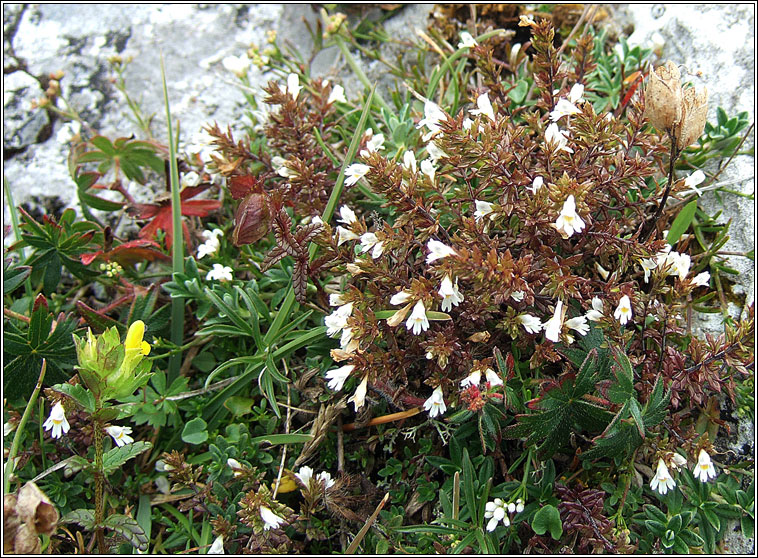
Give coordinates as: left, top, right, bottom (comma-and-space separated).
4, 359, 47, 493
93, 411, 106, 553
640, 131, 680, 242
333, 36, 392, 115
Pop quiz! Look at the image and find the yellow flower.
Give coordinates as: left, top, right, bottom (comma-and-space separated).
125, 320, 150, 356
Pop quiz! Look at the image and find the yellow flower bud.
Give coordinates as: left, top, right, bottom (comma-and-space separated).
125, 320, 146, 351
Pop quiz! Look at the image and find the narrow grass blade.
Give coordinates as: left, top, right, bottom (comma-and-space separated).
345, 492, 390, 554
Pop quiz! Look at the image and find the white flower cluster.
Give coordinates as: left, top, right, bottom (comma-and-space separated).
650, 450, 718, 495
43, 402, 134, 447
484, 498, 525, 531
294, 465, 336, 491
197, 228, 224, 259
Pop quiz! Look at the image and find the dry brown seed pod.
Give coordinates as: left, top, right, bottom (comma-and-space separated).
676, 85, 708, 150
643, 61, 683, 133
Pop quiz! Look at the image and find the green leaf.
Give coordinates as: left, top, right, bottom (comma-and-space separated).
3, 263, 31, 294
677, 528, 704, 548
102, 441, 152, 474
52, 383, 95, 414
667, 200, 699, 245
224, 396, 255, 416
644, 519, 667, 538
628, 398, 645, 439
181, 417, 209, 445
508, 79, 529, 104
61, 508, 96, 529
532, 505, 563, 539
102, 513, 149, 552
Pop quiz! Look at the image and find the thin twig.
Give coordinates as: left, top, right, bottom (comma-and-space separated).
345, 493, 390, 554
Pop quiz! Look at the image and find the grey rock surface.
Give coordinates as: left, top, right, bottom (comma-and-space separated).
3, 70, 49, 151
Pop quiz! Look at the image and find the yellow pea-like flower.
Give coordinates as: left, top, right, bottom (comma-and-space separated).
125, 320, 149, 354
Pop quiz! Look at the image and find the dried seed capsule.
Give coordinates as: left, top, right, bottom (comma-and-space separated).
643, 61, 683, 133
676, 85, 708, 149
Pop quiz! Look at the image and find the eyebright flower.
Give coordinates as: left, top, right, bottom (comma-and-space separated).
360, 133, 385, 157
470, 93, 495, 121
227, 458, 244, 477
640, 258, 657, 283
390, 291, 412, 305
545, 122, 574, 153
566, 315, 589, 336
406, 300, 430, 335
403, 150, 417, 172
329, 293, 346, 307
105, 425, 134, 447
550, 98, 581, 122
295, 465, 314, 487
286, 73, 301, 100
420, 159, 436, 182
208, 535, 225, 554
260, 505, 285, 531
527, 175, 544, 194
325, 302, 353, 337
484, 499, 511, 531
416, 100, 447, 140
336, 226, 359, 246
684, 170, 706, 196
206, 263, 233, 282
670, 452, 688, 471
359, 232, 385, 259
474, 200, 496, 221
518, 314, 542, 334
327, 84, 346, 104
457, 31, 477, 49
43, 402, 70, 439
347, 375, 369, 411
510, 290, 525, 302
484, 368, 503, 387
460, 369, 482, 388
554, 195, 586, 238
543, 301, 564, 343
614, 295, 633, 325
181, 171, 202, 188
691, 271, 710, 287
693, 449, 717, 482
317, 471, 335, 489
439, 275, 464, 312
325, 364, 354, 391
650, 458, 676, 495
221, 54, 249, 77
423, 386, 447, 418
585, 297, 604, 321
344, 163, 370, 187
426, 239, 457, 263
426, 141, 447, 162
337, 205, 357, 225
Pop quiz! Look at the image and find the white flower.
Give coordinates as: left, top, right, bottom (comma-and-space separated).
329, 293, 346, 306
426, 239, 457, 263
417, 100, 447, 140
390, 291, 412, 305
181, 171, 202, 188
406, 300, 430, 335
420, 159, 436, 182
206, 264, 233, 282
545, 122, 574, 153
325, 364, 354, 391
462, 117, 475, 131
155, 475, 171, 495
515, 498, 524, 513
554, 195, 586, 238
470, 93, 495, 122
691, 271, 710, 287
457, 31, 477, 49
155, 460, 172, 472
222, 54, 249, 77
360, 133, 385, 157
345, 163, 370, 187
403, 150, 417, 172
336, 226, 359, 246
507, 502, 516, 513
684, 170, 706, 196
286, 73, 301, 99
543, 301, 564, 343
671, 252, 691, 281
511, 290, 525, 302
474, 200, 496, 221
614, 295, 633, 326
423, 386, 447, 418
208, 535, 225, 554
3, 421, 16, 437
105, 425, 134, 447
693, 449, 717, 482
227, 458, 244, 477
426, 141, 447, 162
484, 368, 503, 387
325, 303, 353, 337
439, 276, 464, 312
197, 229, 223, 259
527, 176, 544, 194
569, 83, 585, 104
670, 452, 688, 471
484, 499, 511, 531
518, 314, 543, 334
276, 160, 298, 179
347, 375, 369, 411
640, 258, 657, 283
550, 98, 581, 122
460, 370, 482, 388
317, 471, 335, 489
295, 465, 314, 487
585, 297, 604, 321
327, 84, 346, 104
566, 315, 589, 336
650, 458, 676, 495
595, 262, 610, 280
339, 327, 355, 351
359, 232, 384, 259
43, 402, 70, 439
260, 505, 285, 531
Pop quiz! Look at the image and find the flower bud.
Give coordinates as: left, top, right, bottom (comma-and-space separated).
233, 192, 272, 246
643, 61, 683, 133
